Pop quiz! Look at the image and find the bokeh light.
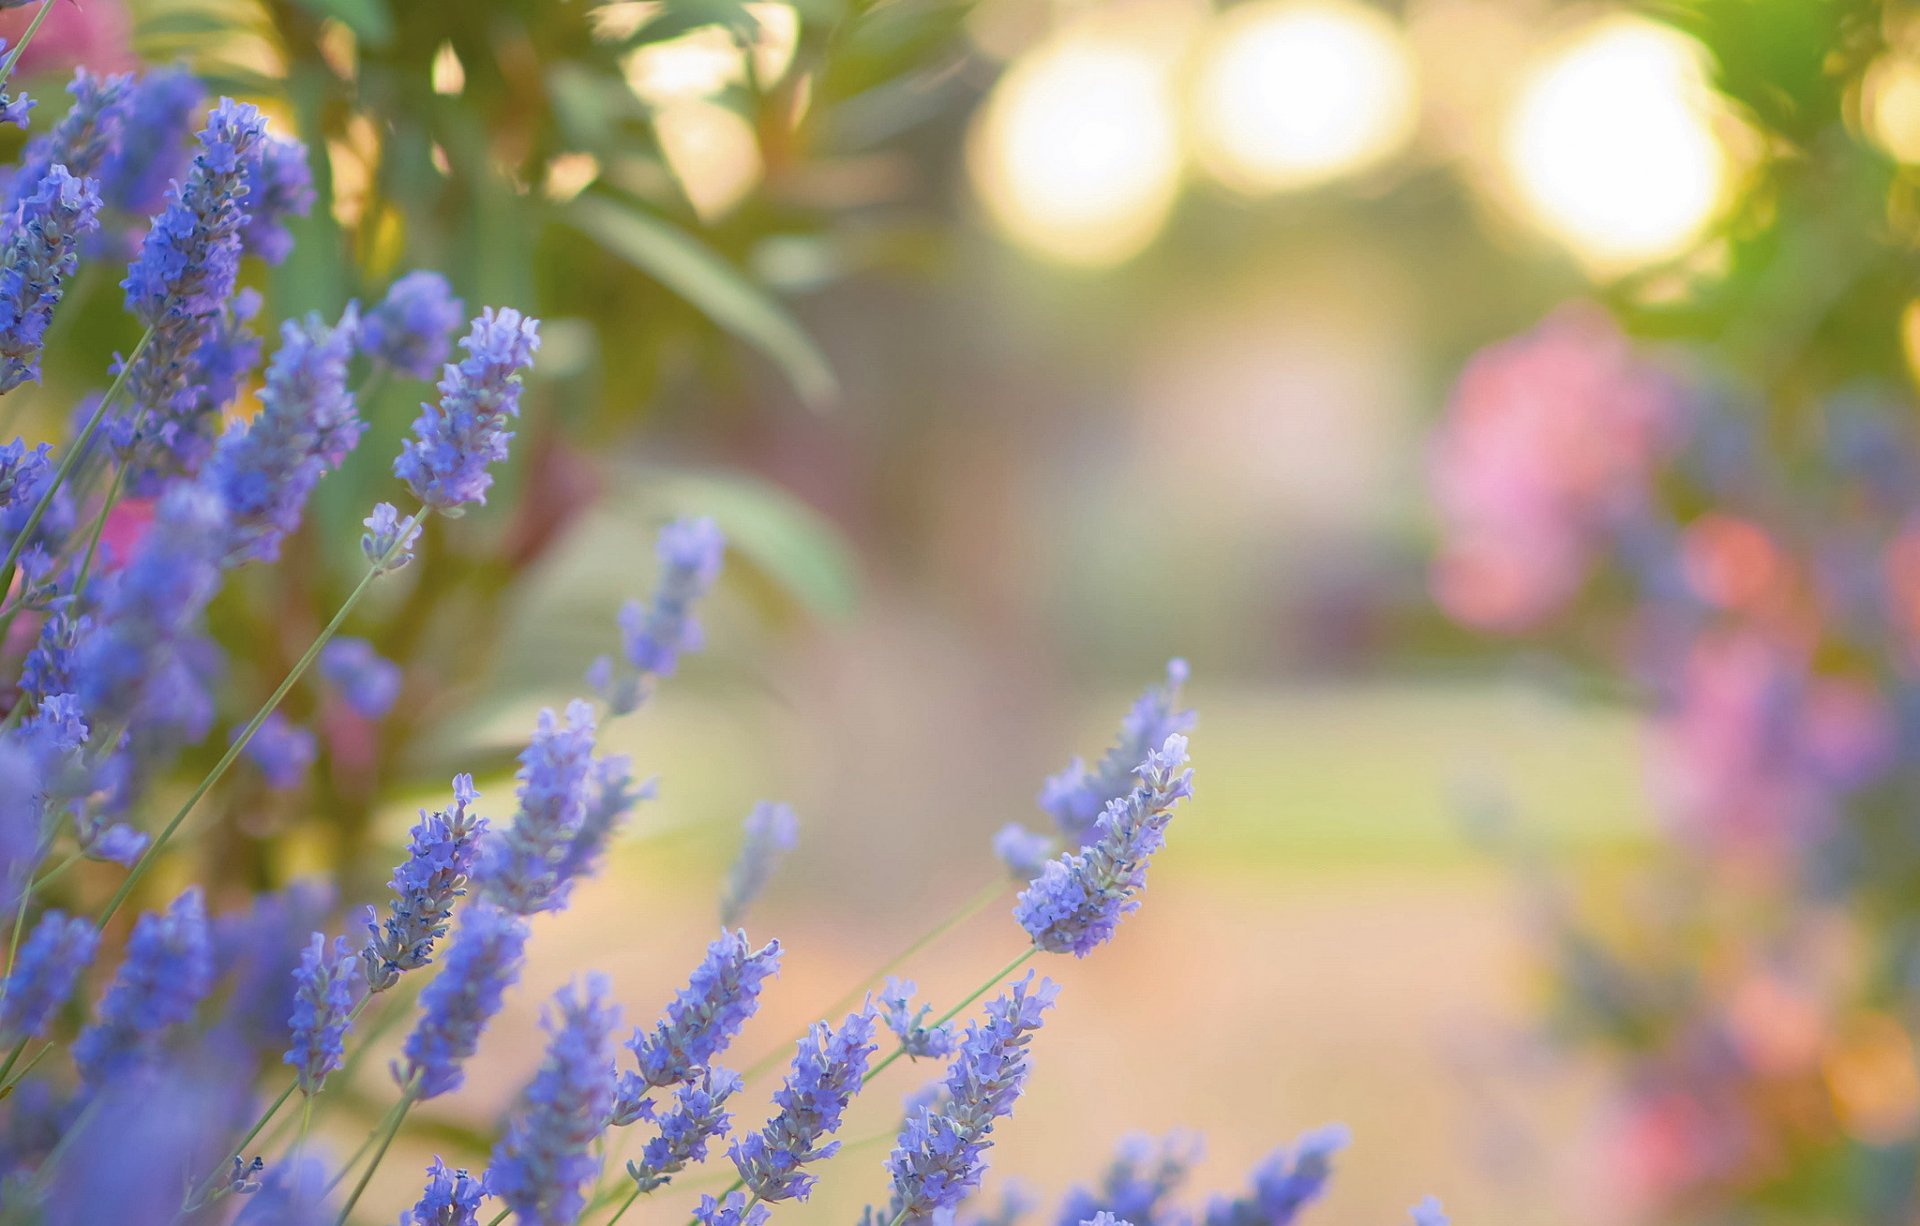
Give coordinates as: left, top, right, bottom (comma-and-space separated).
1189, 0, 1419, 194
655, 100, 765, 220
1500, 16, 1735, 272
617, 2, 800, 107
1863, 53, 1920, 163
967, 13, 1187, 268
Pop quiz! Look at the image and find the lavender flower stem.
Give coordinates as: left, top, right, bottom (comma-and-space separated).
0, 1037, 48, 1094
0, 0, 56, 87
0, 327, 152, 598
675, 947, 1043, 1226
737, 876, 1008, 1084
95, 507, 431, 928
332, 1081, 419, 1225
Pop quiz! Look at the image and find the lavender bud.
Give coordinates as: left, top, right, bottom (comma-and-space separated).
731, 1004, 878, 1202
719, 801, 797, 927
0, 166, 103, 392
364, 774, 487, 992
72, 887, 216, 1085
393, 307, 539, 512
362, 270, 464, 379
488, 976, 620, 1226
362, 501, 422, 572
626, 1065, 740, 1190
0, 911, 98, 1041
399, 899, 529, 1099
285, 932, 358, 1095
878, 978, 956, 1061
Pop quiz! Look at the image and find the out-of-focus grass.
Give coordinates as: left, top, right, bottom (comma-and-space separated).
1173, 679, 1657, 871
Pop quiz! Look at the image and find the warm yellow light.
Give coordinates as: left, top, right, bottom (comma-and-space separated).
968, 18, 1185, 268
655, 101, 764, 220
1190, 0, 1418, 193
619, 4, 800, 106
430, 41, 465, 96
1865, 54, 1920, 163
1501, 16, 1732, 272
543, 152, 602, 203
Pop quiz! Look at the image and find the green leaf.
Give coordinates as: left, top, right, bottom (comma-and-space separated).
287, 0, 392, 47
565, 193, 839, 409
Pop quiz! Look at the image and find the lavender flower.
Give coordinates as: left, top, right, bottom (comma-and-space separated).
72, 887, 216, 1085
592, 517, 725, 714
3, 70, 129, 216
399, 899, 529, 1099
0, 166, 102, 392
0, 43, 31, 129
1059, 1133, 1203, 1226
285, 932, 357, 1094
205, 305, 364, 564
1041, 661, 1193, 843
363, 501, 422, 572
694, 1191, 771, 1226
992, 823, 1053, 881
488, 976, 620, 1226
476, 701, 599, 915
118, 98, 266, 479
229, 1155, 265, 1194
237, 711, 316, 789
239, 134, 312, 263
0, 911, 98, 1041
719, 800, 797, 927
1200, 1126, 1349, 1226
393, 307, 540, 511
1409, 1198, 1448, 1226
0, 439, 70, 582
616, 930, 781, 1114
404, 1158, 491, 1226
878, 978, 956, 1061
363, 774, 487, 992
362, 270, 464, 379
99, 67, 203, 216
1084, 1215, 1132, 1226
71, 485, 229, 740
881, 972, 1060, 1223
551, 752, 648, 888
213, 880, 335, 1057
18, 607, 85, 708
177, 286, 264, 439
1014, 735, 1194, 958
318, 636, 401, 718
732, 1004, 879, 1201
627, 1065, 741, 1191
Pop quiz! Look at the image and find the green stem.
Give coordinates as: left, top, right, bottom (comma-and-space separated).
332, 1083, 417, 1226
740, 877, 1006, 1084
0, 329, 150, 603
0, 1039, 48, 1097
0, 0, 58, 87
96, 508, 429, 930
178, 1079, 299, 1213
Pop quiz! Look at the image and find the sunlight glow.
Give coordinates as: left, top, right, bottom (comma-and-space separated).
1501, 16, 1732, 272
656, 101, 764, 220
1190, 0, 1418, 193
618, 4, 800, 106
968, 18, 1185, 268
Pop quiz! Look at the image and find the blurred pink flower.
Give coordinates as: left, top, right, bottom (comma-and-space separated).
1648, 630, 1894, 853
97, 494, 154, 570
0, 0, 135, 78
1430, 305, 1683, 631
1606, 1080, 1757, 1214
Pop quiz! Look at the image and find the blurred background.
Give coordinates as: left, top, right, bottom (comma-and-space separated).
18, 0, 1920, 1221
